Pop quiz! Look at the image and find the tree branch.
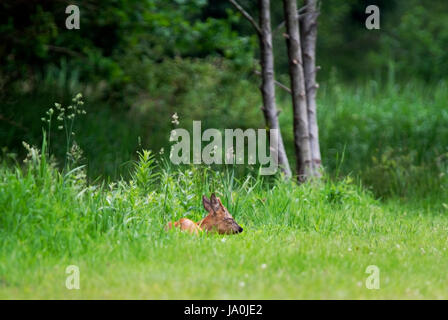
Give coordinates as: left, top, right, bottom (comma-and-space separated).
45, 45, 85, 58
229, 0, 262, 36
254, 70, 291, 94
273, 4, 314, 35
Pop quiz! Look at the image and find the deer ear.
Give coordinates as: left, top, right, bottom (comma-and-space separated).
210, 193, 220, 212
202, 195, 211, 212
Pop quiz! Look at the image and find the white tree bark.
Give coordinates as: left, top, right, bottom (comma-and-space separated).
229, 0, 292, 178
258, 0, 292, 178
300, 0, 322, 176
282, 0, 312, 181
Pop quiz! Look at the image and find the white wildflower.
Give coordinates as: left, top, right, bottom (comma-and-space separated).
171, 113, 179, 125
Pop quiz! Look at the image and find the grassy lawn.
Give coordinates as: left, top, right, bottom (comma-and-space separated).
1, 151, 447, 299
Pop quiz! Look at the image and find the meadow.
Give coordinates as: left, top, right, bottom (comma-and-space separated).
1, 86, 448, 298
1, 0, 448, 301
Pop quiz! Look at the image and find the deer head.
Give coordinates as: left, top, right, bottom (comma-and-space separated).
200, 193, 243, 235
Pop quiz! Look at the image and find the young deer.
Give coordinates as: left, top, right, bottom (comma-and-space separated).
166, 193, 243, 235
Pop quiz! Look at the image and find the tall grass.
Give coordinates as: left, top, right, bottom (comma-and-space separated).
2, 132, 448, 298
0, 141, 376, 254
276, 78, 448, 198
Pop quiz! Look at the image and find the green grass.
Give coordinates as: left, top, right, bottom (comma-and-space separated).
277, 79, 448, 198
1, 147, 448, 299
1, 79, 448, 299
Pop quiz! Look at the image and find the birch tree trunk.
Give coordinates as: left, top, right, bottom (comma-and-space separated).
229, 0, 292, 178
258, 0, 292, 178
282, 0, 312, 181
300, 0, 322, 176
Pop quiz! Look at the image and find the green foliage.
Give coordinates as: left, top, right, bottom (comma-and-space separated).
313, 78, 448, 198
132, 150, 159, 195
0, 0, 255, 89
3, 69, 447, 198
376, 0, 448, 80
1, 0, 448, 198
363, 148, 448, 198
300, 0, 448, 81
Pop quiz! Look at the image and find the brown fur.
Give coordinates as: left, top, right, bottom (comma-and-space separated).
165, 218, 200, 235
166, 193, 243, 235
